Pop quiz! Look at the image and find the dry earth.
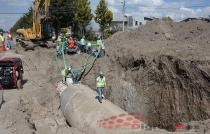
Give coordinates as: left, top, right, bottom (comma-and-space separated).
0, 19, 210, 134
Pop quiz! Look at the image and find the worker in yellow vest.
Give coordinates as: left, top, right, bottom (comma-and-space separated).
101, 40, 105, 57
61, 67, 71, 84
80, 36, 86, 52
52, 31, 56, 43
87, 40, 92, 54
95, 71, 106, 103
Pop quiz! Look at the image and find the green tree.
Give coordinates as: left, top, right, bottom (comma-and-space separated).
162, 16, 173, 21
94, 0, 113, 39
104, 27, 112, 39
50, 0, 78, 34
75, 0, 93, 36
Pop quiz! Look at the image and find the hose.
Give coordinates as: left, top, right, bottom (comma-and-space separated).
55, 40, 101, 76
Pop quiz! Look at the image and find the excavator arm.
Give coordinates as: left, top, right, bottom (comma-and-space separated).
33, 0, 51, 39
16, 0, 52, 40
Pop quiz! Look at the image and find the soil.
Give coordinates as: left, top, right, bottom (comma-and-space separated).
0, 19, 210, 134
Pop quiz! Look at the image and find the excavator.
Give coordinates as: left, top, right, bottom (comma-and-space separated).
16, 0, 55, 50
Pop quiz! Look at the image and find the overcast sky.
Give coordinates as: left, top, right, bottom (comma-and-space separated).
0, 0, 210, 31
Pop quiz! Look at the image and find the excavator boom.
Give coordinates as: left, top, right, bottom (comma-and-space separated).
16, 0, 53, 50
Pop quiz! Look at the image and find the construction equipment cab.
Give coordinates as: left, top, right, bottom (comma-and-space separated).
16, 0, 54, 50
0, 57, 24, 89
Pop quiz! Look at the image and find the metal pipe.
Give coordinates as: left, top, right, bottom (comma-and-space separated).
56, 81, 146, 134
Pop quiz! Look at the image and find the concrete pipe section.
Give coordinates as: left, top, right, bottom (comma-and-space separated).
55, 81, 148, 134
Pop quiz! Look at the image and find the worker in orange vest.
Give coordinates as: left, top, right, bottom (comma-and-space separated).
68, 37, 75, 49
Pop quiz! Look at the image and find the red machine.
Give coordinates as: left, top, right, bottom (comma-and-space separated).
0, 57, 24, 89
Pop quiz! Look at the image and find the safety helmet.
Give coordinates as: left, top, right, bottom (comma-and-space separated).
99, 71, 103, 75
67, 66, 71, 71
82, 36, 85, 38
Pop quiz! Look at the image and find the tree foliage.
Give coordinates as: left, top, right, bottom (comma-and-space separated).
162, 16, 173, 21
75, 0, 93, 36
50, 0, 78, 32
94, 0, 113, 38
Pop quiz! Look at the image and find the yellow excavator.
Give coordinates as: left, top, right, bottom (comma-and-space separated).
16, 0, 55, 50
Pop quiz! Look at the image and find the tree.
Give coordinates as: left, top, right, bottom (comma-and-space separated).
162, 16, 173, 21
75, 0, 93, 36
49, 0, 78, 34
94, 0, 113, 39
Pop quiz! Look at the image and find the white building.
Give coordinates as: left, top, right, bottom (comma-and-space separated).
110, 15, 153, 31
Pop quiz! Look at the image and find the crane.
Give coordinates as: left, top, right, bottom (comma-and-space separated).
16, 0, 54, 50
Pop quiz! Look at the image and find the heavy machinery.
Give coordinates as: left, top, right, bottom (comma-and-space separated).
0, 57, 24, 89
16, 0, 55, 50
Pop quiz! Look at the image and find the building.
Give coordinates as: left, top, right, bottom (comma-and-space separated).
110, 15, 153, 31
181, 16, 210, 22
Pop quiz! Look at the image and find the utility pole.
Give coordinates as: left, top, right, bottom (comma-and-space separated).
122, 0, 125, 31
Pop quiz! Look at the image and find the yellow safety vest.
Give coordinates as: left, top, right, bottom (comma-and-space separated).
97, 40, 102, 46
0, 35, 3, 43
52, 35, 56, 40
87, 42, 92, 46
101, 43, 105, 50
61, 69, 68, 76
96, 76, 106, 87
81, 38, 85, 45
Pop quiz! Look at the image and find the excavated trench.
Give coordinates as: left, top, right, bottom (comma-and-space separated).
104, 54, 210, 131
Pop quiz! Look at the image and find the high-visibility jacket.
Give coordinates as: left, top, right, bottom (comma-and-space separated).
57, 36, 62, 42
96, 76, 106, 87
97, 39, 102, 46
101, 43, 105, 50
80, 38, 85, 45
87, 42, 92, 46
61, 69, 68, 77
52, 34, 56, 40
0, 35, 3, 43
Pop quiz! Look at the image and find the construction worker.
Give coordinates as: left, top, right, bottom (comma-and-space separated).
96, 37, 102, 56
80, 36, 86, 52
95, 71, 106, 103
101, 40, 105, 57
7, 30, 13, 50
52, 31, 56, 43
68, 37, 75, 49
61, 67, 71, 84
56, 33, 62, 54
87, 40, 92, 54
69, 67, 78, 84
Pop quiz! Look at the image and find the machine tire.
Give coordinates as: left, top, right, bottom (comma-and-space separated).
17, 80, 22, 89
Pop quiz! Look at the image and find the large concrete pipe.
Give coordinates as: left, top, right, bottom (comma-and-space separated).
55, 81, 150, 134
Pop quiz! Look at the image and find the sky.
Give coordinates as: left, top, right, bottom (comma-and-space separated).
0, 0, 210, 31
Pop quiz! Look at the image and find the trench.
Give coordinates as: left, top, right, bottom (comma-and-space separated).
106, 54, 210, 131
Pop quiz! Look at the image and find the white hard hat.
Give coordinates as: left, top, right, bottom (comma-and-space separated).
99, 71, 103, 75
67, 66, 71, 71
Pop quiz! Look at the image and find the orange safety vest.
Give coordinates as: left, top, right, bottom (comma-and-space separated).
69, 39, 75, 49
